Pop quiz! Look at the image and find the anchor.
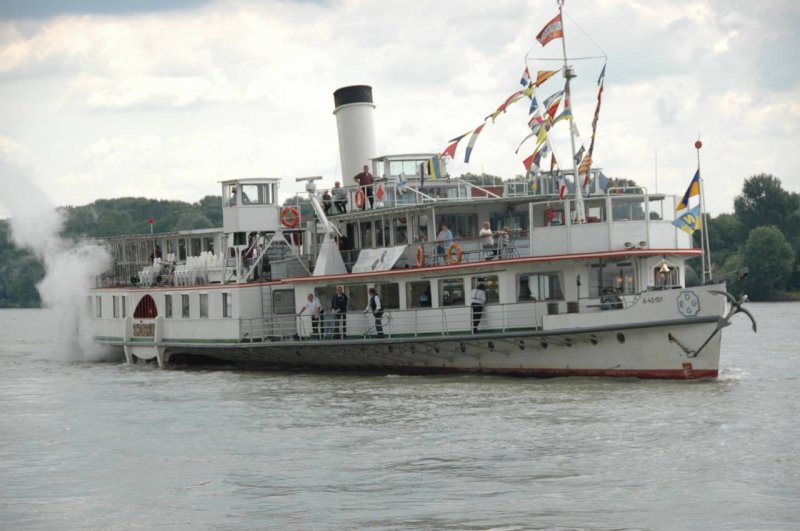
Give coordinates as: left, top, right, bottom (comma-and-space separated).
669, 288, 757, 359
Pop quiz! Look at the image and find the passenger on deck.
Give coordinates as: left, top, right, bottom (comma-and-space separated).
364, 287, 384, 337
436, 223, 453, 260
332, 181, 348, 213
499, 226, 511, 258
546, 204, 558, 226
479, 221, 497, 260
470, 283, 487, 333
298, 293, 323, 339
354, 164, 374, 209
321, 190, 332, 215
330, 286, 348, 339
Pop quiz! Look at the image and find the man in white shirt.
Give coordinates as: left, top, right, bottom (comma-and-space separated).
364, 287, 384, 337
298, 293, 323, 339
479, 221, 497, 259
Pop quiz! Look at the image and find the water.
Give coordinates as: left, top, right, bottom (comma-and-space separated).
1, 304, 798, 530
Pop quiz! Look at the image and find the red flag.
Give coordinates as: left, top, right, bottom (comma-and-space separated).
442, 140, 459, 159
534, 69, 560, 87
536, 13, 563, 47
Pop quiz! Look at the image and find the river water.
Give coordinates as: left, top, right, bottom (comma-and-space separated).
1, 303, 798, 530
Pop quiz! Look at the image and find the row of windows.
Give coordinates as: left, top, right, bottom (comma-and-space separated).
94, 292, 233, 319
279, 272, 565, 314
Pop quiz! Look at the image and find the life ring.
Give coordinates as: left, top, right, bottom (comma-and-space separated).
416, 245, 425, 267
355, 189, 365, 209
447, 242, 463, 264
280, 207, 300, 228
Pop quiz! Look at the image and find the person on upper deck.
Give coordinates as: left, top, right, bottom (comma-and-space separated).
499, 226, 511, 257
436, 223, 453, 259
332, 181, 348, 214
354, 164, 374, 209
545, 204, 558, 226
479, 221, 497, 260
321, 190, 332, 215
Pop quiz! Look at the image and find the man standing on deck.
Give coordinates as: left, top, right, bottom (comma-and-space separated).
331, 286, 348, 339
354, 164, 374, 209
364, 287, 384, 337
298, 293, 323, 339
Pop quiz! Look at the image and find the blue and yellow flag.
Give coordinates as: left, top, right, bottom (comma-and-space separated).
428, 155, 442, 180
677, 170, 701, 211
672, 204, 703, 234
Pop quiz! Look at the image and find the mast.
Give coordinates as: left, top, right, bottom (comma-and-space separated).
696, 140, 712, 283
557, 0, 586, 223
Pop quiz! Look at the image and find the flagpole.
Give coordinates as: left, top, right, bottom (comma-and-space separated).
695, 139, 712, 283
557, 0, 586, 223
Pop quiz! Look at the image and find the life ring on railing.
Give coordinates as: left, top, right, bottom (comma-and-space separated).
292, 232, 303, 246
280, 207, 300, 228
354, 189, 365, 209
416, 245, 425, 267
447, 242, 463, 264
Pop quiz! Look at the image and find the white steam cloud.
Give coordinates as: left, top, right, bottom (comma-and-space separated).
0, 154, 114, 361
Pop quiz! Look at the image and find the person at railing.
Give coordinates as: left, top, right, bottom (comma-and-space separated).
298, 293, 323, 339
419, 287, 431, 307
354, 164, 374, 209
436, 223, 453, 262
470, 283, 487, 333
330, 286, 348, 339
332, 181, 348, 213
480, 221, 498, 260
321, 190, 332, 215
364, 287, 384, 337
499, 226, 511, 258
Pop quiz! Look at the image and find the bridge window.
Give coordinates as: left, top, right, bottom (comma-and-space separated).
239, 183, 275, 205
133, 295, 158, 318
589, 262, 637, 297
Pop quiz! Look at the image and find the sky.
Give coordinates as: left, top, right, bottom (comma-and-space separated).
1, 0, 799, 220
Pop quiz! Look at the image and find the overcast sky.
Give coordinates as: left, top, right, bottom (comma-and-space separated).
1, 0, 798, 220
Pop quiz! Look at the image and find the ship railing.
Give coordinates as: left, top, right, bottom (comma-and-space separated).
399, 233, 529, 267
238, 300, 547, 342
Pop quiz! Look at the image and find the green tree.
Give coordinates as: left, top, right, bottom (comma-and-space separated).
733, 174, 798, 236
708, 213, 744, 267
743, 225, 794, 299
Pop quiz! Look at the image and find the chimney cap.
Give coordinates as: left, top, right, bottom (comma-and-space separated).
333, 85, 373, 108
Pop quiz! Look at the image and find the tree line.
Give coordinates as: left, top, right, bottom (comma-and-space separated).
0, 173, 797, 307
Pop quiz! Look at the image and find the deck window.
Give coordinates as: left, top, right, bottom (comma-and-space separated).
471, 275, 499, 304
438, 278, 465, 307
199, 293, 208, 318
181, 294, 190, 318
95, 296, 102, 318
165, 294, 173, 318
272, 290, 295, 315
406, 281, 431, 308
121, 296, 127, 318
517, 272, 563, 301
113, 296, 119, 318
223, 292, 232, 318
372, 283, 399, 309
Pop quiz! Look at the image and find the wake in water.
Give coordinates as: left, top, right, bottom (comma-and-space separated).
0, 154, 113, 361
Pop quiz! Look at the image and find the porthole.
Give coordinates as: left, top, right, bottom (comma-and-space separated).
616, 333, 626, 344
540, 341, 548, 349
